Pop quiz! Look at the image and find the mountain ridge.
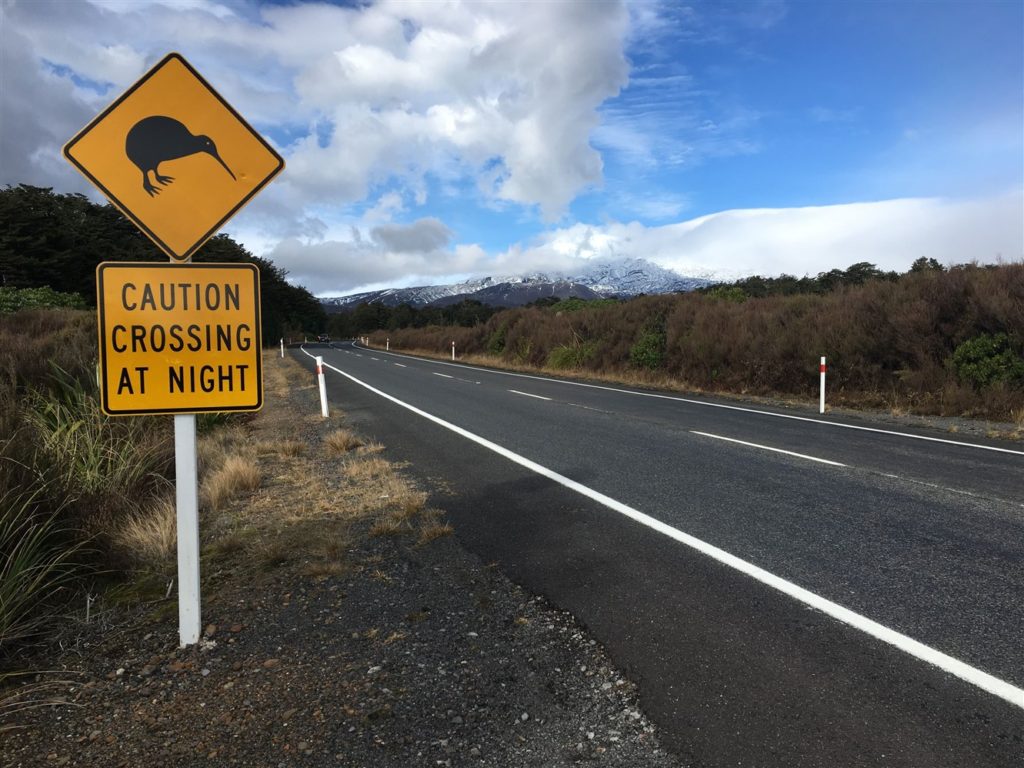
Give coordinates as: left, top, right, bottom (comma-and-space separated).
321, 258, 710, 312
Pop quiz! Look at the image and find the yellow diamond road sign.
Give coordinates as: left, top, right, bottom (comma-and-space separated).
96, 262, 263, 415
65, 53, 284, 261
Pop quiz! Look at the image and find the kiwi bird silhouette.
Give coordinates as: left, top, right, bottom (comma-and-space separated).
125, 115, 236, 197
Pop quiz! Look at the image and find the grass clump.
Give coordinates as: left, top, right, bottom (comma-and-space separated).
202, 455, 262, 513
0, 489, 89, 652
113, 497, 178, 570
325, 428, 363, 453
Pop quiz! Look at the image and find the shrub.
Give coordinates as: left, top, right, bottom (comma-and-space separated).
547, 341, 597, 370
0, 287, 87, 313
486, 323, 508, 355
629, 329, 666, 370
952, 333, 1024, 389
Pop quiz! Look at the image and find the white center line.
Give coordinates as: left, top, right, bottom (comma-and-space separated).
394, 363, 407, 368
370, 357, 379, 361
433, 372, 454, 379
302, 347, 1024, 711
509, 389, 553, 401
691, 431, 846, 467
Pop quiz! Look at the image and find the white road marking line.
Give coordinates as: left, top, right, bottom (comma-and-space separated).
692, 431, 846, 467
305, 346, 1024, 710
433, 372, 454, 379
878, 472, 1020, 507
394, 363, 406, 368
350, 344, 1022, 456
370, 357, 379, 361
509, 389, 552, 401
567, 402, 613, 414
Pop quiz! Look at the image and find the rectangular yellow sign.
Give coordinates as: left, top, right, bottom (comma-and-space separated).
96, 263, 262, 415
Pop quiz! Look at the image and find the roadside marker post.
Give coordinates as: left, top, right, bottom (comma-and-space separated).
386, 338, 390, 351
452, 340, 456, 361
316, 356, 329, 418
65, 52, 284, 648
820, 356, 827, 414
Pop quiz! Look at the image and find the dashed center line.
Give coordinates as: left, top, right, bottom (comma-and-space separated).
691, 431, 846, 467
394, 363, 407, 368
509, 389, 552, 401
433, 372, 454, 379
370, 357, 379, 361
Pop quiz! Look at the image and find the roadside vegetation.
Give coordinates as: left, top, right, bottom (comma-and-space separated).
364, 262, 1024, 422
1, 296, 449, 717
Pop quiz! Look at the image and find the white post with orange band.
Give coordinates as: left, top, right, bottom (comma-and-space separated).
819, 356, 827, 414
316, 356, 329, 418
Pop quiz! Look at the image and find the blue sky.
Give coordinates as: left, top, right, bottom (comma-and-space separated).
1, 0, 1021, 295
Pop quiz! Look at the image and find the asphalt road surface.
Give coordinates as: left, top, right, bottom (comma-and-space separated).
295, 341, 1023, 767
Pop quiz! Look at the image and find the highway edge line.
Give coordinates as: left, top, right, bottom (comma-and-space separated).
300, 346, 1024, 711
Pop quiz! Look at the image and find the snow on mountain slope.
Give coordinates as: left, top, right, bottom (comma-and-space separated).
321, 258, 711, 311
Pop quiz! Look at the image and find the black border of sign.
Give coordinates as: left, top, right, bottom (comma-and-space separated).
96, 262, 264, 416
65, 53, 285, 262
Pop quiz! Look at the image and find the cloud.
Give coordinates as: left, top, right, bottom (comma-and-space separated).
512, 190, 1024, 280
2, 0, 628, 222
371, 218, 452, 253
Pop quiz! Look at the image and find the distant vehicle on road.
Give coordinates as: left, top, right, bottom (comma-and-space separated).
317, 334, 329, 343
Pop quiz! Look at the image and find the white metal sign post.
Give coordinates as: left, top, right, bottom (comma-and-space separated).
175, 413, 201, 645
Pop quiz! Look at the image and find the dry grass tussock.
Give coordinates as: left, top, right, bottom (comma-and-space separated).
325, 428, 363, 453
202, 455, 262, 513
114, 496, 177, 567
343, 456, 392, 482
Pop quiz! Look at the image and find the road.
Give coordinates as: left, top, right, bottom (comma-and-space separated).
296, 340, 1024, 767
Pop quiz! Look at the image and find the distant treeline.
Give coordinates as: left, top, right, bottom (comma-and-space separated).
698, 258, 944, 300
328, 298, 500, 337
370, 263, 1024, 420
0, 184, 327, 342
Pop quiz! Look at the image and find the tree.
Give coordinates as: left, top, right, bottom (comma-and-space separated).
0, 186, 325, 344
910, 257, 944, 273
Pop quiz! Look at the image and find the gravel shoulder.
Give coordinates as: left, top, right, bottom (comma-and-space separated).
2, 354, 684, 767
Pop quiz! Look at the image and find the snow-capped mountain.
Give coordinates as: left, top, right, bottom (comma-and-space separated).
320, 258, 710, 312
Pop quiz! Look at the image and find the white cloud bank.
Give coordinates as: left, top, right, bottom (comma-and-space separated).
1, 0, 629, 220
267, 189, 1023, 296
523, 189, 1024, 280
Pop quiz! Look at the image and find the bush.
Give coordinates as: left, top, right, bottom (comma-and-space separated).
547, 341, 597, 370
0, 287, 87, 313
952, 333, 1024, 389
487, 323, 508, 355
629, 329, 666, 370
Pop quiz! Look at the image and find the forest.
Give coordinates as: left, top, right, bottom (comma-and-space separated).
0, 184, 327, 341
